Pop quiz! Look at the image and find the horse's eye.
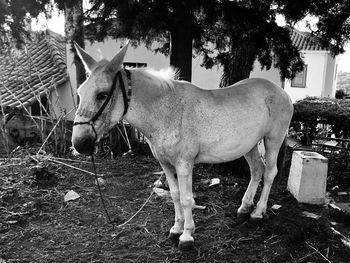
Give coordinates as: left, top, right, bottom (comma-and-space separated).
96, 92, 108, 101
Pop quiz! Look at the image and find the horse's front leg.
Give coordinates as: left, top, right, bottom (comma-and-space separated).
175, 160, 195, 250
160, 162, 184, 240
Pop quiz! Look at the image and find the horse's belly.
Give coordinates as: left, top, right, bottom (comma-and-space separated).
195, 150, 243, 164
195, 136, 260, 164
194, 113, 266, 164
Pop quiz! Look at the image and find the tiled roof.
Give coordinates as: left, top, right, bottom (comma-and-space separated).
290, 28, 328, 51
0, 30, 68, 108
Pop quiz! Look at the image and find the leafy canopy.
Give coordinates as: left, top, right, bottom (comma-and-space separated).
1, 0, 350, 81
84, 0, 350, 81
200, 0, 350, 83
0, 0, 50, 50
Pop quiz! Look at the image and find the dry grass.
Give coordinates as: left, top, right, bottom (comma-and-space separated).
0, 149, 350, 263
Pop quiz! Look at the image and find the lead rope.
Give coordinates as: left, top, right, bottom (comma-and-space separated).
91, 155, 116, 227
74, 70, 131, 227
91, 154, 159, 229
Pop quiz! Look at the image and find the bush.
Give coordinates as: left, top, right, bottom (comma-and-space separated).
335, 89, 346, 99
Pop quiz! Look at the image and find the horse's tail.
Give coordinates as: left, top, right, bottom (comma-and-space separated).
276, 136, 287, 182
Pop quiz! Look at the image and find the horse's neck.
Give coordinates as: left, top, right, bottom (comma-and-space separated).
124, 70, 180, 139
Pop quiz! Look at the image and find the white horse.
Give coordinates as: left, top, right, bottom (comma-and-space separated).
71, 43, 293, 250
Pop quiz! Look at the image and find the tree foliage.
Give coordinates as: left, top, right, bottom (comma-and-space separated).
337, 72, 350, 94
0, 0, 50, 51
85, 0, 218, 81
201, 0, 350, 86
1, 0, 350, 83
200, 0, 305, 85
83, 0, 350, 84
276, 0, 350, 55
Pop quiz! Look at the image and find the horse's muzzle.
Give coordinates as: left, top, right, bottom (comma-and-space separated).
72, 135, 95, 156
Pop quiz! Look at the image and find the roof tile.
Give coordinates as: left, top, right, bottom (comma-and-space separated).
290, 28, 327, 51
0, 30, 68, 109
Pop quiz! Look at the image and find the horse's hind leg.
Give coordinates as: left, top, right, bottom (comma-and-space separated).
160, 162, 184, 240
237, 144, 265, 217
250, 135, 284, 219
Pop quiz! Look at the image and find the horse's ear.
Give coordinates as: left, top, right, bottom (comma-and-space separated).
106, 41, 129, 73
74, 41, 97, 74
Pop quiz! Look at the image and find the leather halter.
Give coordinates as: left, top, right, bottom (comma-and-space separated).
73, 69, 130, 140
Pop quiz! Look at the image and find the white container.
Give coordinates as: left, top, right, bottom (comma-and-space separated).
287, 151, 328, 205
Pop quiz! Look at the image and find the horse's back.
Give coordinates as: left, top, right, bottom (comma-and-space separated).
220, 78, 290, 103
235, 78, 292, 115
206, 78, 293, 122
177, 78, 293, 163
182, 77, 292, 120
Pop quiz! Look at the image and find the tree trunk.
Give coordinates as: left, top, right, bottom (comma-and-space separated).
218, 39, 258, 176
170, 26, 193, 81
64, 0, 86, 87
220, 39, 257, 87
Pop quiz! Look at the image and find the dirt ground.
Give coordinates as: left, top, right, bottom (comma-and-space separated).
1, 148, 350, 263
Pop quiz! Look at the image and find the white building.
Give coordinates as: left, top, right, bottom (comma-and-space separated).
3, 28, 335, 121
250, 29, 339, 102
66, 38, 223, 94
0, 30, 74, 119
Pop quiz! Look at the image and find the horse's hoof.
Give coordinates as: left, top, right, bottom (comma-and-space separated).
168, 232, 181, 242
233, 212, 250, 225
249, 216, 263, 223
236, 211, 251, 220
178, 240, 195, 251
237, 207, 253, 218
249, 213, 268, 223
237, 205, 254, 216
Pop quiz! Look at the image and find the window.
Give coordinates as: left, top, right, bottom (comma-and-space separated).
31, 96, 49, 116
291, 65, 307, 88
123, 62, 147, 68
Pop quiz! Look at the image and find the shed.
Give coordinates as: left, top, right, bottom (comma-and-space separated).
0, 30, 75, 119
0, 30, 76, 152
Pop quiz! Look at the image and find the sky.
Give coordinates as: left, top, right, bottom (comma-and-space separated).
31, 10, 350, 73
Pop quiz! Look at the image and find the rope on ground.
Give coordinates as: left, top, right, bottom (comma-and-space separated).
116, 191, 154, 228
48, 158, 97, 176
38, 153, 159, 228
116, 172, 163, 228
91, 155, 116, 226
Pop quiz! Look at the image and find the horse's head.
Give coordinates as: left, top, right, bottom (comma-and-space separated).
71, 42, 129, 156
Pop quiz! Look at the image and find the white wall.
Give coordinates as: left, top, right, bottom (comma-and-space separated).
84, 38, 222, 90
250, 60, 282, 87
50, 81, 77, 120
323, 54, 338, 99
66, 38, 340, 106
64, 38, 224, 121
284, 51, 326, 102
251, 50, 338, 103
192, 55, 222, 89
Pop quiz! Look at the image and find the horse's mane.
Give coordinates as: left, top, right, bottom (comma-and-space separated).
132, 67, 178, 90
